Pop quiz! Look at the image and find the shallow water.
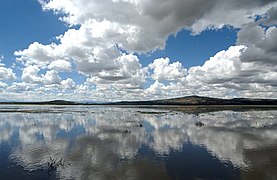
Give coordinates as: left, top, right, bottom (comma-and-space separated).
0, 105, 277, 180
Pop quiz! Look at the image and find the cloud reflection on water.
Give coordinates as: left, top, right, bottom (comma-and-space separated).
0, 106, 277, 179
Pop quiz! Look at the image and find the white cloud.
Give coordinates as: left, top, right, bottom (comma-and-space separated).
145, 80, 165, 96
48, 60, 72, 72
0, 67, 16, 81
86, 53, 147, 89
148, 57, 187, 82
0, 81, 7, 87
22, 65, 42, 84
39, 0, 277, 52
14, 42, 58, 67
0, 58, 16, 81
187, 46, 246, 84
145, 44, 277, 99
42, 70, 62, 85
17, 0, 275, 74
61, 78, 76, 90
0, 82, 7, 91
22, 66, 62, 85
7, 82, 36, 92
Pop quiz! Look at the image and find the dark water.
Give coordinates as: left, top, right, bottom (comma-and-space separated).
0, 105, 277, 180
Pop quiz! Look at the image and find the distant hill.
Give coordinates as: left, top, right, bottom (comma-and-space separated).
0, 100, 81, 105
1, 96, 277, 105
43, 100, 81, 105
107, 95, 277, 105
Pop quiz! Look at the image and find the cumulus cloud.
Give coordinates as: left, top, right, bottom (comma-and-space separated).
0, 58, 16, 81
42, 70, 62, 85
48, 60, 72, 72
0, 82, 8, 92
14, 42, 58, 67
7, 82, 36, 92
187, 46, 246, 85
14, 22, 146, 91
86, 53, 147, 89
61, 78, 76, 90
148, 57, 187, 82
21, 65, 43, 84
145, 81, 166, 96
0, 81, 7, 88
21, 65, 65, 86
6, 0, 277, 100
40, 0, 277, 52
237, 24, 277, 66
145, 43, 277, 99
15, 0, 277, 67
0, 67, 16, 81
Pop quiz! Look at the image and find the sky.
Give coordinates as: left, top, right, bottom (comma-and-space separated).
0, 0, 277, 102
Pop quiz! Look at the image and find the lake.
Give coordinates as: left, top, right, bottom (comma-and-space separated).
0, 105, 277, 180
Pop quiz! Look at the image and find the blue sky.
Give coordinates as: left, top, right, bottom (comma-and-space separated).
0, 0, 66, 59
0, 0, 276, 101
138, 28, 237, 67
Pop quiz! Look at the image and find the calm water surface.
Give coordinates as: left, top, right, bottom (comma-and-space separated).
0, 105, 277, 180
